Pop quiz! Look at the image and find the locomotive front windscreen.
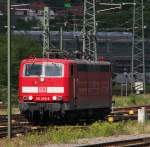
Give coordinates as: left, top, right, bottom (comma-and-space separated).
45, 63, 63, 77
24, 62, 64, 77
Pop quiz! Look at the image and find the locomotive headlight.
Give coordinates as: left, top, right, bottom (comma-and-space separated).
29, 96, 33, 100
52, 96, 57, 101
40, 77, 44, 82
40, 75, 45, 82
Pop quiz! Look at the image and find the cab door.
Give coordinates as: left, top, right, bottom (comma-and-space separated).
71, 64, 78, 107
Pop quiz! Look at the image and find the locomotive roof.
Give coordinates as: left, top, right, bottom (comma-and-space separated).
21, 58, 111, 65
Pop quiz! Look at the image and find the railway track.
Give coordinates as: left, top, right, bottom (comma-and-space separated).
0, 114, 48, 138
0, 114, 27, 126
113, 105, 150, 113
0, 121, 48, 138
0, 113, 89, 138
0, 104, 150, 139
77, 135, 150, 147
0, 104, 7, 110
107, 105, 150, 122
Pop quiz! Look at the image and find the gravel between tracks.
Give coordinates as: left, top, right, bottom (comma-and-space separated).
40, 134, 150, 147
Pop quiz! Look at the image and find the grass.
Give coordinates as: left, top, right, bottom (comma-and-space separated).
113, 94, 150, 107
1, 121, 150, 147
0, 86, 19, 115
0, 107, 20, 115
0, 86, 18, 105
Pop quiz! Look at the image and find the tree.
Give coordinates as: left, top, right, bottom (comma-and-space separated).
0, 14, 7, 33
0, 34, 42, 87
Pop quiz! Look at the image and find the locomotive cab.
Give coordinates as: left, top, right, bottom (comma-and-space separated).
19, 58, 71, 120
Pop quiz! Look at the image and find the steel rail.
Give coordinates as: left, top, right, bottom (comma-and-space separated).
108, 105, 150, 122
0, 105, 149, 138
77, 135, 150, 147
113, 105, 150, 112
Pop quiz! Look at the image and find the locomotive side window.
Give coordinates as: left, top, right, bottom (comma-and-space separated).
77, 64, 110, 72
24, 64, 42, 76
78, 64, 88, 72
100, 65, 110, 72
45, 63, 63, 77
87, 64, 110, 72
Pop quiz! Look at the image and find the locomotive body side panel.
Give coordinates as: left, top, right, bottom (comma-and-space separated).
75, 63, 112, 109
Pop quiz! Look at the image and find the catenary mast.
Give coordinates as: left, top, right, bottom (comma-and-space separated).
131, 0, 145, 94
83, 0, 97, 61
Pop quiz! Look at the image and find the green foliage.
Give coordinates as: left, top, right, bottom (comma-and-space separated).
0, 34, 41, 87
89, 121, 124, 137
15, 19, 40, 30
113, 94, 150, 107
0, 34, 42, 104
0, 35, 7, 86
122, 120, 146, 134
2, 121, 150, 146
47, 127, 86, 143
0, 86, 18, 105
0, 14, 7, 33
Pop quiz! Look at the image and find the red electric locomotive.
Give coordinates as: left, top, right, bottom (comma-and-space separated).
18, 58, 112, 121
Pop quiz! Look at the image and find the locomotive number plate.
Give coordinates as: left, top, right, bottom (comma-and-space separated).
38, 87, 47, 93
35, 96, 50, 101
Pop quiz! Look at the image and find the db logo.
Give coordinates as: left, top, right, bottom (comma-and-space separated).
39, 87, 47, 93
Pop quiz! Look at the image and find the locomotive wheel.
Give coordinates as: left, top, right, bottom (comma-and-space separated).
24, 111, 40, 123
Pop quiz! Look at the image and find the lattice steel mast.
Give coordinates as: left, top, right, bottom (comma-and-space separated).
43, 7, 50, 57
131, 0, 145, 93
83, 0, 97, 61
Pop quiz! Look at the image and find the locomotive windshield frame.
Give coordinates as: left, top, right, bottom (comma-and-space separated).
23, 62, 64, 77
